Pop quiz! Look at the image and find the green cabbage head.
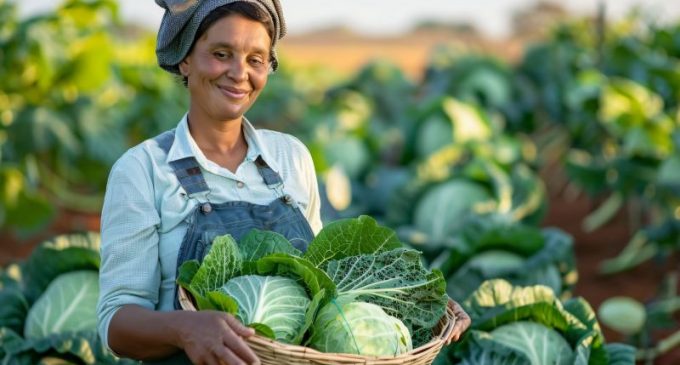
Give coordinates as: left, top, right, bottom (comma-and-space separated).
309, 300, 413, 356
24, 270, 99, 339
219, 275, 310, 343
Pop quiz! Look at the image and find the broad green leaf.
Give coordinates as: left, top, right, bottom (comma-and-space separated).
248, 323, 275, 339
460, 280, 615, 364
413, 180, 494, 243
603, 343, 636, 365
326, 248, 448, 330
176, 260, 200, 289
599, 232, 657, 274
323, 136, 370, 180
247, 254, 336, 301
442, 222, 575, 300
189, 235, 242, 297
67, 32, 113, 91
303, 216, 402, 269
564, 297, 601, 334
416, 114, 453, 158
657, 154, 680, 185
203, 291, 238, 314
462, 280, 575, 338
458, 339, 528, 364
0, 288, 29, 334
239, 229, 301, 261
1, 328, 138, 365
23, 232, 101, 303
487, 322, 575, 365
291, 289, 326, 345
24, 271, 99, 339
0, 167, 55, 232
446, 251, 526, 301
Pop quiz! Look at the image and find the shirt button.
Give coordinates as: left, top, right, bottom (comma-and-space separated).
236, 181, 245, 189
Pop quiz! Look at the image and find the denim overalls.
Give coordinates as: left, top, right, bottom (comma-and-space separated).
144, 130, 315, 364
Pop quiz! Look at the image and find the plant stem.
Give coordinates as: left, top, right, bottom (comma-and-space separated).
637, 329, 680, 361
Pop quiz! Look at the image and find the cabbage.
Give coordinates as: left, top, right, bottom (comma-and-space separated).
490, 321, 574, 365
450, 279, 636, 365
219, 275, 310, 344
447, 250, 525, 300
414, 180, 493, 242
24, 271, 99, 339
309, 301, 412, 356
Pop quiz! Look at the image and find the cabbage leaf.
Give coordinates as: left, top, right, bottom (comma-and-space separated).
303, 216, 402, 269
24, 271, 99, 339
325, 248, 447, 330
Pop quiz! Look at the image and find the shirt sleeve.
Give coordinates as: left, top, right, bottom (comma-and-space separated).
292, 137, 323, 235
96, 150, 161, 351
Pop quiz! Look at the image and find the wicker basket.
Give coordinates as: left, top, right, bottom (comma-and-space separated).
178, 286, 456, 365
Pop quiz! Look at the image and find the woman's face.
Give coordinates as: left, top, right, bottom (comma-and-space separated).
180, 14, 271, 123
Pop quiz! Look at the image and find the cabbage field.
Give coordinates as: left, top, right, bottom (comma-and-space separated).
1, 0, 679, 364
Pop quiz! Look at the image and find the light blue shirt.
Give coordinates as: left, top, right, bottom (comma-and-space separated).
96, 115, 322, 349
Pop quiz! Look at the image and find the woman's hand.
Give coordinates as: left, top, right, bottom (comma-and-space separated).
176, 310, 260, 365
446, 300, 471, 345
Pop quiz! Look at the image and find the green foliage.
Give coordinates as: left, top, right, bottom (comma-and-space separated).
326, 248, 448, 331
0, 232, 137, 364
433, 216, 576, 301
189, 235, 242, 300
177, 217, 448, 353
438, 279, 635, 365
24, 271, 99, 339
0, 0, 186, 233
303, 215, 403, 269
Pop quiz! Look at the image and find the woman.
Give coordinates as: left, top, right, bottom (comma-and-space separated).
97, 1, 469, 364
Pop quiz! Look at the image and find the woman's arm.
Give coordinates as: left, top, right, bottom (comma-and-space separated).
98, 152, 254, 364
109, 305, 259, 364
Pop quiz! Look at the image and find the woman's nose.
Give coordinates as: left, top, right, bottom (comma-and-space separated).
226, 58, 247, 82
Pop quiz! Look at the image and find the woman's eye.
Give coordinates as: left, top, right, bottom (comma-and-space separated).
214, 51, 228, 59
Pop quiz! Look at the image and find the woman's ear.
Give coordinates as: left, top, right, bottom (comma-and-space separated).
179, 59, 190, 77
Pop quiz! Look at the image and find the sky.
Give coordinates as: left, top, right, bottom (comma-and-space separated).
18, 0, 680, 39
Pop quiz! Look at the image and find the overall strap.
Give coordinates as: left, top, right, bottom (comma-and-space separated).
254, 155, 286, 198
154, 130, 209, 196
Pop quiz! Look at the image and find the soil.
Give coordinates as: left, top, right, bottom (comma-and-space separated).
0, 208, 100, 267
541, 171, 680, 364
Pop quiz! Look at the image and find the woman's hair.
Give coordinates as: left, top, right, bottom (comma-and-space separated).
182, 1, 275, 86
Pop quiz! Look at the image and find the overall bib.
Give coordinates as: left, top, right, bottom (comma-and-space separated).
144, 130, 315, 365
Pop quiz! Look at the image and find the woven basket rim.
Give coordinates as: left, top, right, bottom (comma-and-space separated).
178, 285, 457, 362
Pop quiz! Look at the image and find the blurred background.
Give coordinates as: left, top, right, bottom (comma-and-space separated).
1, 0, 680, 363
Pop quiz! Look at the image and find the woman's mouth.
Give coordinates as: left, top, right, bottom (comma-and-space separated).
217, 85, 248, 100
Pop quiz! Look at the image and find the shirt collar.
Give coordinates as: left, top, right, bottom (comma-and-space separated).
165, 114, 280, 173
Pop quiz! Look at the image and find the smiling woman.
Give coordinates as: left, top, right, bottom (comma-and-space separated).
95, 1, 323, 365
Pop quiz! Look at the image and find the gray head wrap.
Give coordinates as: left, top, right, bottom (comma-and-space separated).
155, 0, 286, 74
